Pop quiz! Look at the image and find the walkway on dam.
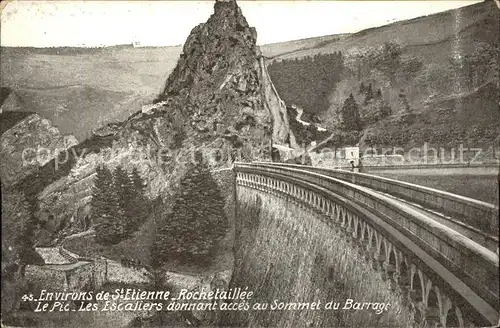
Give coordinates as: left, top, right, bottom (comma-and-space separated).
347, 183, 498, 253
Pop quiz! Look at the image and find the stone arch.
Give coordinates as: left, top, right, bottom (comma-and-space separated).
383, 240, 392, 259
386, 246, 397, 279
332, 204, 338, 220
427, 285, 439, 309
356, 219, 363, 239
425, 284, 441, 327
411, 269, 424, 303
369, 230, 377, 250
378, 237, 387, 267
362, 223, 369, 242
388, 247, 397, 267
398, 258, 410, 288
341, 210, 347, 226
346, 213, 352, 232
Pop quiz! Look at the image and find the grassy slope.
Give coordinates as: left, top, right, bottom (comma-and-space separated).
0, 40, 310, 140
0, 46, 182, 139
260, 33, 351, 59
271, 1, 495, 64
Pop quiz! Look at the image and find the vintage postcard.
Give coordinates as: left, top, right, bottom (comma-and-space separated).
1, 1, 499, 327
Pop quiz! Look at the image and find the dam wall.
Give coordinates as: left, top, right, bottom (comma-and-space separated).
222, 186, 413, 328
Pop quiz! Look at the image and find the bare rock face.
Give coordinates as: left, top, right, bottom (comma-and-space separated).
154, 0, 295, 154
15, 0, 296, 241
0, 113, 78, 186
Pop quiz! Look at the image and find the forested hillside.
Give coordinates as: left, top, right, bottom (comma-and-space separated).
266, 0, 500, 150
268, 52, 344, 121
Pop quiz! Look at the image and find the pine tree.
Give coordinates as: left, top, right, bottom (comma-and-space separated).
127, 167, 148, 232
91, 165, 114, 224
376, 88, 382, 99
359, 82, 366, 94
379, 101, 392, 118
113, 165, 134, 209
398, 90, 411, 113
153, 151, 228, 266
364, 83, 374, 104
91, 164, 126, 245
340, 93, 362, 132
112, 165, 137, 235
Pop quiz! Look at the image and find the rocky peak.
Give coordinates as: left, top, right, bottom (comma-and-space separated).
150, 0, 295, 157
159, 0, 258, 100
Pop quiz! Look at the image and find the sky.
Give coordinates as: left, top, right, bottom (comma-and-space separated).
1, 0, 482, 47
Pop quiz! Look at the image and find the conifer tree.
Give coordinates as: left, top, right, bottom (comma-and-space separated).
364, 83, 374, 104
127, 167, 148, 232
379, 101, 392, 118
359, 82, 366, 94
398, 90, 411, 113
153, 151, 228, 265
91, 164, 126, 245
113, 165, 142, 235
340, 93, 362, 132
113, 165, 134, 211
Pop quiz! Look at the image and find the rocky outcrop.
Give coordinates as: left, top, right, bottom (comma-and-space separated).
14, 0, 296, 242
0, 113, 78, 186
154, 0, 296, 153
